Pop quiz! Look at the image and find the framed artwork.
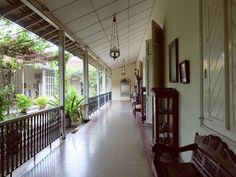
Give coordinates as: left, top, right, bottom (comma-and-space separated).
179, 60, 190, 84
169, 38, 179, 83
120, 78, 130, 97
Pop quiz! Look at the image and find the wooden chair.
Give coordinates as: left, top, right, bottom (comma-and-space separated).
152, 133, 236, 177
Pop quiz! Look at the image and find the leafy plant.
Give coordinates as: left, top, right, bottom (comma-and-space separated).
65, 87, 85, 123
16, 94, 32, 114
48, 87, 85, 123
35, 96, 48, 109
48, 95, 60, 107
0, 90, 10, 121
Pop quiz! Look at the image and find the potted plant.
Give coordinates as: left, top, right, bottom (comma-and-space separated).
48, 87, 86, 128
16, 94, 32, 114
0, 90, 10, 121
65, 87, 85, 127
35, 96, 48, 109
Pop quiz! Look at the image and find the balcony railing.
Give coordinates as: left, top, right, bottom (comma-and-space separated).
0, 92, 112, 177
0, 106, 62, 177
88, 92, 112, 115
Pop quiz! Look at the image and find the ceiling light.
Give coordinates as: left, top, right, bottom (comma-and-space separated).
109, 14, 120, 60
121, 59, 125, 75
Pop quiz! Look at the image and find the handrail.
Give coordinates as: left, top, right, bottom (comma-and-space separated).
0, 106, 63, 126
0, 106, 62, 177
88, 92, 111, 99
88, 92, 112, 115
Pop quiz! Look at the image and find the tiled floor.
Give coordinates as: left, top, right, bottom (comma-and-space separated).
14, 101, 152, 177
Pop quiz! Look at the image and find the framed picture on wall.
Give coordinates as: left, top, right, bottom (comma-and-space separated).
120, 78, 130, 97
179, 60, 190, 84
169, 38, 179, 83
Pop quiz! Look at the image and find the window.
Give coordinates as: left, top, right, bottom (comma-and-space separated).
44, 70, 55, 97
202, 0, 236, 140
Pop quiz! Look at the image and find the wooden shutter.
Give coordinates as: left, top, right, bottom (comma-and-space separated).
229, 0, 236, 131
202, 0, 226, 130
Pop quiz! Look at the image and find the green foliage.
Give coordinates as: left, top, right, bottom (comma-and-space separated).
2, 57, 22, 70
16, 94, 32, 114
48, 96, 60, 107
65, 86, 85, 123
0, 17, 54, 61
9, 58, 22, 70
48, 86, 85, 123
49, 53, 75, 96
89, 65, 97, 97
35, 97, 48, 109
0, 90, 10, 121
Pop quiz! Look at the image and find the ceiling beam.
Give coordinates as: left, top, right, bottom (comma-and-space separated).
50, 35, 59, 43
65, 39, 74, 45
68, 47, 82, 54
29, 22, 51, 33
8, 10, 35, 23
0, 3, 25, 16
42, 30, 58, 40
18, 16, 44, 29
65, 43, 77, 50
73, 49, 84, 56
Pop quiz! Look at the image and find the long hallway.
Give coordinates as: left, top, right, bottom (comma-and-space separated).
14, 101, 152, 177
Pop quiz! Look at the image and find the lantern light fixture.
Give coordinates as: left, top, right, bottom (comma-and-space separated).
121, 59, 125, 75
109, 14, 120, 60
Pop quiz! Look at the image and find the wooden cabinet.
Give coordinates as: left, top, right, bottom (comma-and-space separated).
135, 75, 142, 104
141, 87, 146, 122
152, 88, 179, 149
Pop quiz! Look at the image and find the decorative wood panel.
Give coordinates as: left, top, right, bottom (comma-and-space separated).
152, 21, 164, 88
146, 39, 152, 96
202, 0, 226, 129
231, 0, 236, 131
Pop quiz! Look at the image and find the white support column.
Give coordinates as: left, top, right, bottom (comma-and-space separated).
102, 67, 106, 93
42, 70, 46, 96
59, 30, 66, 139
22, 68, 25, 94
97, 68, 100, 108
83, 49, 89, 119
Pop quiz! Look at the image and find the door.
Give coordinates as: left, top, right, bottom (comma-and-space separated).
145, 21, 164, 126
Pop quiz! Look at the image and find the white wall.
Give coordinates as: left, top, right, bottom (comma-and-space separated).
138, 0, 206, 161
23, 67, 42, 98
112, 63, 136, 100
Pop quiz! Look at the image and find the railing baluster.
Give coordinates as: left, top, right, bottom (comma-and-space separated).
35, 115, 39, 153
23, 119, 26, 163
0, 106, 63, 177
11, 123, 14, 172
5, 124, 9, 175
1, 126, 5, 177
44, 112, 47, 148
40, 113, 42, 151
46, 112, 49, 146
15, 122, 19, 168
19, 120, 23, 166
88, 92, 112, 115
27, 117, 30, 160
33, 115, 36, 158
30, 116, 33, 158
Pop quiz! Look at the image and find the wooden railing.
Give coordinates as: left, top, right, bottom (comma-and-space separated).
88, 92, 112, 115
0, 106, 62, 177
